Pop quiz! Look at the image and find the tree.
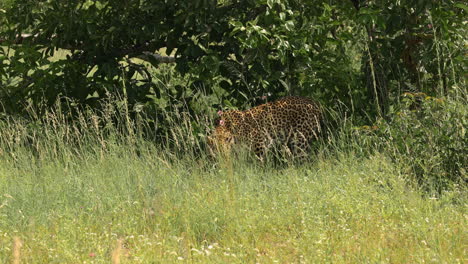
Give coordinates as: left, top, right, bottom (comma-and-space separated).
354, 0, 467, 115
0, 0, 465, 119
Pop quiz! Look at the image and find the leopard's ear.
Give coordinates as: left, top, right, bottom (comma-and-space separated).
214, 110, 225, 126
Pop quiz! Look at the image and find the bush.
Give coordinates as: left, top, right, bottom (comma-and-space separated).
369, 93, 467, 192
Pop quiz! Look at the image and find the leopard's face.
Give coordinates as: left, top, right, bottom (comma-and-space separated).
207, 111, 240, 155
209, 96, 322, 159
207, 125, 234, 155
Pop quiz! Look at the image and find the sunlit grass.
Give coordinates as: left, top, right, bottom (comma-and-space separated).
0, 112, 465, 263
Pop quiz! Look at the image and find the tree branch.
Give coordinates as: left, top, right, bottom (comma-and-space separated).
0, 33, 40, 44
0, 34, 176, 64
136, 52, 176, 63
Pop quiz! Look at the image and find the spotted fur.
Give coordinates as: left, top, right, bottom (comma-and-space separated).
208, 96, 322, 159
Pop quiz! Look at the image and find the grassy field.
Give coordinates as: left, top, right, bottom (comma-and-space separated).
0, 115, 466, 263
1, 1, 466, 262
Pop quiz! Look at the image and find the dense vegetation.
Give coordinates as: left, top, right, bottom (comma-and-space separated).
0, 111, 466, 263
1, 0, 466, 183
1, 1, 465, 112
0, 0, 466, 262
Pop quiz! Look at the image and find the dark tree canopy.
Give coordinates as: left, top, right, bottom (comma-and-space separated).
0, 0, 466, 117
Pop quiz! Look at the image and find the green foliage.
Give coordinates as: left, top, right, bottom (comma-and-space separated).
0, 0, 466, 192
1, 0, 465, 118
0, 1, 466, 259
0, 0, 362, 114
0, 0, 13, 9
365, 92, 467, 192
355, 0, 467, 114
204, 0, 361, 106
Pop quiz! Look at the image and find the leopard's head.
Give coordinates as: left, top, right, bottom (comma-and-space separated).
207, 110, 241, 156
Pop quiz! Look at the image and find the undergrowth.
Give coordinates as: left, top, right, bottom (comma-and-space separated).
0, 96, 466, 263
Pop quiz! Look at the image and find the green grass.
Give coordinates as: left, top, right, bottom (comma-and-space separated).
0, 123, 465, 263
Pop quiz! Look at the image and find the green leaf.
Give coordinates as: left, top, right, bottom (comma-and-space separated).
454, 3, 468, 12
284, 20, 294, 31
279, 12, 286, 21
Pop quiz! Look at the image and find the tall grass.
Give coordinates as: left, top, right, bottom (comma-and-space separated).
0, 98, 466, 263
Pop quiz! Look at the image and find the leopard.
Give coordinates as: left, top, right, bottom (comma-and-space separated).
208, 96, 322, 160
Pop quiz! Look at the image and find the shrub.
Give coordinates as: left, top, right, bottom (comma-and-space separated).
369, 93, 467, 192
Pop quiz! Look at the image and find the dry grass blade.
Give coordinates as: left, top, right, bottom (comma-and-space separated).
12, 236, 22, 264
111, 238, 123, 264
